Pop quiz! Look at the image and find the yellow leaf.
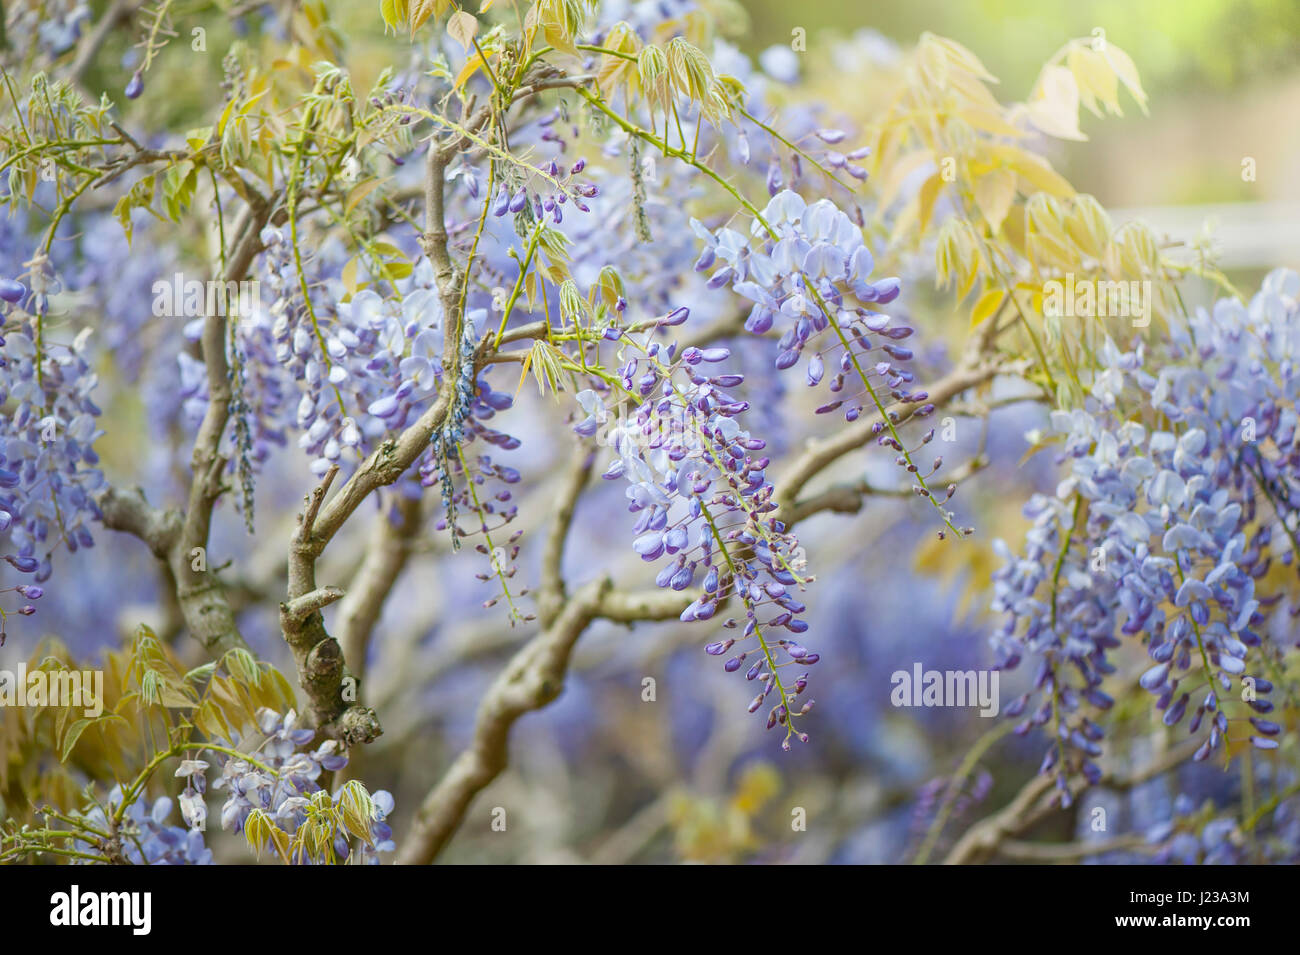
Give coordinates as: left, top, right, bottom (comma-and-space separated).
973, 168, 1016, 234
1102, 43, 1148, 115
1025, 66, 1086, 141
957, 106, 1024, 139
447, 9, 478, 51
875, 149, 933, 211
1067, 45, 1119, 117
524, 270, 538, 311
454, 51, 486, 89
917, 172, 943, 232
538, 0, 579, 57
341, 257, 359, 296
409, 0, 441, 32
990, 145, 1074, 199
217, 96, 238, 138
515, 348, 534, 398
957, 254, 981, 300
1064, 194, 1111, 259
596, 21, 642, 99
928, 34, 998, 83
970, 288, 1006, 328
268, 826, 290, 863
915, 34, 951, 88
380, 0, 409, 32
237, 88, 270, 117
731, 763, 781, 814
60, 718, 94, 761
912, 533, 947, 573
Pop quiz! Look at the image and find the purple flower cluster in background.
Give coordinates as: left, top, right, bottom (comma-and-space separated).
71, 787, 214, 865
992, 269, 1300, 803
0, 282, 104, 634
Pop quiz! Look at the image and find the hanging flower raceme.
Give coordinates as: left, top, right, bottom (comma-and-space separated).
692, 190, 967, 539
991, 269, 1300, 805
70, 787, 214, 865
1, 273, 104, 641
418, 310, 530, 622
487, 156, 598, 230
575, 331, 817, 748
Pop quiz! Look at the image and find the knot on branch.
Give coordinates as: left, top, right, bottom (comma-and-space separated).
304, 636, 344, 686
336, 705, 383, 747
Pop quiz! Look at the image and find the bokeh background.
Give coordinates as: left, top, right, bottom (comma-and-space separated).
741, 0, 1300, 267
4, 0, 1298, 864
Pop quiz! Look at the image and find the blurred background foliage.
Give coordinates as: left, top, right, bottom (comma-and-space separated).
4, 0, 1298, 864
739, 0, 1300, 208
741, 0, 1300, 94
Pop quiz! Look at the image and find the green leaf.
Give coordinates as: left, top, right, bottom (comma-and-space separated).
140, 669, 162, 706
184, 662, 218, 684
244, 809, 271, 858
60, 718, 94, 761
223, 648, 262, 688
380, 0, 410, 33
337, 779, 376, 843
162, 161, 198, 222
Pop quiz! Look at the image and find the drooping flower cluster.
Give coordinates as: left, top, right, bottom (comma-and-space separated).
1, 275, 104, 637
693, 190, 962, 537
575, 328, 817, 747
254, 226, 445, 477
909, 768, 994, 854
6, 0, 92, 63
991, 269, 1300, 804
694, 191, 910, 404
231, 220, 529, 611
488, 156, 597, 231
70, 787, 214, 865
1141, 790, 1300, 864
414, 310, 531, 618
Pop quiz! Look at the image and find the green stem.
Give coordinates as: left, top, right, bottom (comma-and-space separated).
912, 721, 1012, 865
494, 223, 544, 346
808, 283, 963, 537
576, 87, 773, 236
